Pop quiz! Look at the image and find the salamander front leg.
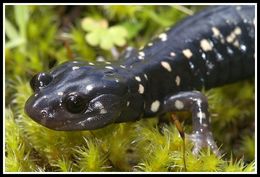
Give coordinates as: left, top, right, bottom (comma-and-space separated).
162, 91, 220, 156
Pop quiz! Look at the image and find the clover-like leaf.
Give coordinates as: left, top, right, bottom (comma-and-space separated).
82, 18, 128, 50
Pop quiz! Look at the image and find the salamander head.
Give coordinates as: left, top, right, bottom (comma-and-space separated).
25, 61, 128, 131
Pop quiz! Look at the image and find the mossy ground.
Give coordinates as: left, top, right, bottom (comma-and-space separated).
5, 5, 255, 172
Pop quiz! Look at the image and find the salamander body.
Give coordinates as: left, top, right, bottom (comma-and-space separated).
25, 5, 255, 155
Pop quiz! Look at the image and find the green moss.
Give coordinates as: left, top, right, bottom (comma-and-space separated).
5, 5, 255, 172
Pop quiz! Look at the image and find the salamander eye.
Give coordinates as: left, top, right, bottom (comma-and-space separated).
64, 93, 87, 114
30, 73, 53, 92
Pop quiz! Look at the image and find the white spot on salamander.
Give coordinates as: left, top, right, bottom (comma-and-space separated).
174, 100, 184, 110
158, 33, 167, 41
234, 27, 242, 35
138, 84, 144, 94
175, 75, 181, 86
120, 65, 126, 68
135, 76, 141, 82
138, 51, 145, 60
161, 61, 172, 72
150, 100, 160, 112
226, 27, 242, 43
148, 42, 153, 47
170, 52, 176, 57
96, 57, 105, 62
197, 112, 206, 124
236, 6, 241, 11
57, 92, 63, 96
212, 27, 226, 44
226, 34, 236, 43
211, 27, 221, 37
105, 66, 114, 70
240, 44, 247, 52
89, 62, 95, 65
72, 66, 80, 70
144, 74, 148, 80
182, 49, 193, 59
233, 40, 240, 48
86, 85, 93, 91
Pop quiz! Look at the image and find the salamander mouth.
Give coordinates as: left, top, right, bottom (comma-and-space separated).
25, 104, 111, 131
52, 115, 107, 131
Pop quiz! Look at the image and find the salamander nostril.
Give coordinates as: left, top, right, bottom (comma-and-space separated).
30, 72, 53, 92
40, 110, 48, 118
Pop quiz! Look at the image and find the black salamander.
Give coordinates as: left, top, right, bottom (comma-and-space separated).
25, 5, 255, 155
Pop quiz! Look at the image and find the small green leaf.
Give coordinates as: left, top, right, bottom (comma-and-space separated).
5, 37, 26, 49
5, 18, 19, 40
100, 35, 114, 50
14, 5, 29, 37
121, 22, 144, 39
142, 9, 172, 27
86, 33, 99, 46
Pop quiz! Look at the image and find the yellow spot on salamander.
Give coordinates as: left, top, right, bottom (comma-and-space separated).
161, 61, 172, 72
151, 100, 160, 112
234, 27, 242, 35
138, 84, 144, 94
175, 75, 181, 86
226, 33, 236, 43
212, 26, 225, 44
226, 27, 242, 43
175, 100, 184, 110
211, 27, 221, 37
233, 40, 240, 48
182, 49, 193, 59
200, 39, 213, 52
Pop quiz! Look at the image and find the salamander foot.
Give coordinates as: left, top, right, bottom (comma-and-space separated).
187, 131, 221, 156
